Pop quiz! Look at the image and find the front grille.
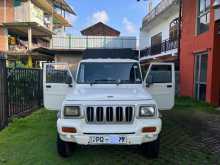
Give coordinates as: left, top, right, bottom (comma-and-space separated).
86, 106, 134, 124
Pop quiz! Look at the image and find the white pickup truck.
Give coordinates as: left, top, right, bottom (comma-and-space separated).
43, 57, 175, 158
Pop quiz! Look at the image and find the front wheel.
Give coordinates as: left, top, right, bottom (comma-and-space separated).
141, 137, 160, 158
57, 134, 76, 157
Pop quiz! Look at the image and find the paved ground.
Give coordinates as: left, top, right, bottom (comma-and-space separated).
169, 110, 220, 155
0, 97, 220, 165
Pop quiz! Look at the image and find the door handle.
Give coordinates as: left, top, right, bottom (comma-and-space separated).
167, 85, 172, 88
46, 85, 51, 88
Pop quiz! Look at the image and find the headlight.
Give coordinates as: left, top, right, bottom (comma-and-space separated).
64, 106, 80, 117
139, 106, 156, 117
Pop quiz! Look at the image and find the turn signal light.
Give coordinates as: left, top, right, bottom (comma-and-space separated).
62, 127, 77, 133
142, 127, 156, 133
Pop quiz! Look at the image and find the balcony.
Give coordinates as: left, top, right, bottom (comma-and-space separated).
142, 0, 179, 28
51, 36, 137, 49
8, 37, 50, 54
14, 1, 52, 30
140, 39, 178, 59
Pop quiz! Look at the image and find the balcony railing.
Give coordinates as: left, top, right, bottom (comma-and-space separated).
140, 39, 178, 58
143, 0, 178, 26
14, 2, 51, 30
8, 38, 50, 52
51, 36, 137, 49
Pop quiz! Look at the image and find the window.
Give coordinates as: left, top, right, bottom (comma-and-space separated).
197, 0, 211, 34
218, 21, 220, 34
13, 0, 21, 6
147, 65, 172, 83
151, 33, 162, 55
194, 53, 208, 101
169, 18, 179, 41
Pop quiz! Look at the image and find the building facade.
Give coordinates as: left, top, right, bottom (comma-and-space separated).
139, 0, 180, 70
180, 0, 220, 106
0, 0, 75, 67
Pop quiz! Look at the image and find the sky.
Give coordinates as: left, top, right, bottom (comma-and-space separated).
65, 0, 160, 37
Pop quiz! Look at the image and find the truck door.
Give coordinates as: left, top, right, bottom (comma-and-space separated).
144, 63, 175, 110
43, 63, 74, 111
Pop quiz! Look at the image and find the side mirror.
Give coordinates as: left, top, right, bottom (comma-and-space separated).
145, 74, 153, 88
65, 76, 72, 85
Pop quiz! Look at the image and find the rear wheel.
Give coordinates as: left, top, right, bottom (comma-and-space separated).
141, 137, 160, 158
57, 134, 76, 157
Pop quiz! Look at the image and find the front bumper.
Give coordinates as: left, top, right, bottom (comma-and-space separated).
57, 118, 162, 145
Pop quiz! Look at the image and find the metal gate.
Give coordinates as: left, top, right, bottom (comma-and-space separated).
0, 56, 43, 130
7, 68, 43, 118
0, 56, 8, 129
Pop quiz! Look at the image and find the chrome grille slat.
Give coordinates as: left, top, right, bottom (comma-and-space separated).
122, 106, 126, 122
93, 107, 97, 122
86, 106, 134, 124
113, 107, 116, 122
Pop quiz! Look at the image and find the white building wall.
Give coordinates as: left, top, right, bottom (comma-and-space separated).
139, 12, 179, 50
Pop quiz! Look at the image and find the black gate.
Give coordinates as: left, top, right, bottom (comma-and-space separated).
0, 56, 8, 129
0, 56, 43, 130
7, 68, 43, 117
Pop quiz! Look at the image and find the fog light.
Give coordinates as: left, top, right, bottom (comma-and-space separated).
142, 127, 156, 133
62, 127, 77, 133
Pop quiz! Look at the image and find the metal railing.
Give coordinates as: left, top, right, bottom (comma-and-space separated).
52, 35, 137, 49
140, 38, 178, 58
143, 0, 178, 25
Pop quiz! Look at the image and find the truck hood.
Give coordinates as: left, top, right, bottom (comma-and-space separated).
65, 85, 152, 101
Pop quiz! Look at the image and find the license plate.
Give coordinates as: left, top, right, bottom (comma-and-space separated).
89, 135, 127, 144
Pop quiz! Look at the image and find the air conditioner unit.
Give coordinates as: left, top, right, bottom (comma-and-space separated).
213, 0, 220, 9
213, 0, 220, 21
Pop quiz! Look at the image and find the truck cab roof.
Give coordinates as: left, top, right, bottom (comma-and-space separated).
82, 48, 138, 61
80, 58, 139, 63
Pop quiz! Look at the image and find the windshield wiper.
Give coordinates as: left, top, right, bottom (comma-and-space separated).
89, 79, 118, 85
96, 79, 118, 83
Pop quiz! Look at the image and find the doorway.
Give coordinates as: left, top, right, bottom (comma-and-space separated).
194, 53, 208, 101
151, 33, 162, 55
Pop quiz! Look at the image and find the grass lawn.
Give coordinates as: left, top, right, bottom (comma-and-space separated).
0, 97, 220, 165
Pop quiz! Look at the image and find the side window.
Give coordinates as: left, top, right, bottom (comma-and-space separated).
46, 64, 72, 83
147, 65, 172, 83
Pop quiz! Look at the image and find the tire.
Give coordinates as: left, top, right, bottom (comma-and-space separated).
57, 134, 76, 157
141, 137, 160, 159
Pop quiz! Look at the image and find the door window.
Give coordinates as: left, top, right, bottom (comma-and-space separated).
146, 65, 172, 84
46, 64, 72, 84
194, 53, 208, 101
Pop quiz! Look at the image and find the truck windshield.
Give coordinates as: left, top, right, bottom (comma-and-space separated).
77, 62, 142, 84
